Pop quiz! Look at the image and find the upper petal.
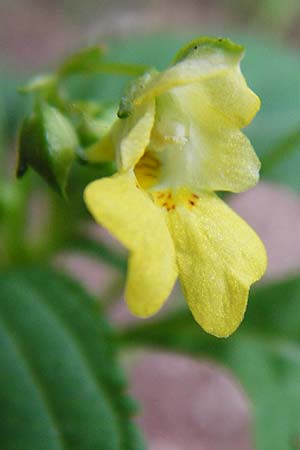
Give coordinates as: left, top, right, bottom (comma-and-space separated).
167, 192, 267, 337
131, 37, 255, 115
143, 37, 261, 194
151, 89, 260, 194
198, 66, 260, 128
178, 89, 260, 192
172, 37, 260, 128
84, 171, 177, 316
88, 100, 155, 169
115, 100, 155, 171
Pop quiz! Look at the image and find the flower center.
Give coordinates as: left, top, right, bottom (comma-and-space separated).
134, 151, 200, 212
152, 189, 199, 212
134, 151, 161, 189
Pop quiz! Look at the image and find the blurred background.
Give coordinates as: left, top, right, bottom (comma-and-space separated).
1, 1, 300, 449
1, 0, 300, 69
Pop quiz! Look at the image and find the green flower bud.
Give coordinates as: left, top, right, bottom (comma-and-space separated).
17, 102, 78, 196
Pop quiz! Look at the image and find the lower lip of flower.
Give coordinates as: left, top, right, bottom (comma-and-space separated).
152, 189, 200, 211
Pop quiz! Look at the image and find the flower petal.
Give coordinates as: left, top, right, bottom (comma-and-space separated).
115, 100, 155, 171
132, 37, 251, 109
173, 37, 260, 128
85, 129, 115, 162
198, 67, 260, 128
84, 171, 177, 316
167, 193, 267, 337
182, 93, 260, 192
153, 88, 260, 193
87, 100, 155, 169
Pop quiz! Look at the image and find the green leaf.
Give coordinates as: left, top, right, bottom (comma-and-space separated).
17, 103, 78, 196
120, 278, 300, 450
0, 266, 145, 450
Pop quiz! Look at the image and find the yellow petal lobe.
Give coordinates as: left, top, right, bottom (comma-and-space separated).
133, 37, 245, 107
116, 100, 155, 171
151, 89, 260, 194
199, 67, 260, 128
84, 171, 177, 316
167, 192, 267, 337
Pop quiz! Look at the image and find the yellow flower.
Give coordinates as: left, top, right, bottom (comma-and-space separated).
84, 37, 267, 337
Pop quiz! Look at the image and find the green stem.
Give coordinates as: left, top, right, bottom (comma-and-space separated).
59, 62, 150, 79
0, 177, 32, 268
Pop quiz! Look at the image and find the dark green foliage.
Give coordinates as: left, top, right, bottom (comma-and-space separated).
0, 267, 145, 450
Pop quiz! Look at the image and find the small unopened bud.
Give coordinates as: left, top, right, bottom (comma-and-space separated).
17, 103, 78, 197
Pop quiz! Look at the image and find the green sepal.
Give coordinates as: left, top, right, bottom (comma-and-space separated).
17, 102, 78, 196
118, 69, 157, 118
173, 36, 244, 63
